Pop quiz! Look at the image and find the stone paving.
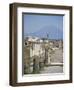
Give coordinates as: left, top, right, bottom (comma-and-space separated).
39, 48, 63, 74
40, 66, 63, 74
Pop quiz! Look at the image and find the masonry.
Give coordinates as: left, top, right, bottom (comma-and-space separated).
24, 36, 63, 74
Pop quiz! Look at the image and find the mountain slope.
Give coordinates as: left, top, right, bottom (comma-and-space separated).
25, 25, 63, 40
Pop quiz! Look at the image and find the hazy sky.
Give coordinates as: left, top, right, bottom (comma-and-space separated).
23, 13, 63, 39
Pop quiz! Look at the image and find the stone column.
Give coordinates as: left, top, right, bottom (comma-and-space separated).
39, 61, 44, 70
33, 57, 40, 74
24, 62, 30, 74
24, 46, 31, 74
44, 48, 48, 65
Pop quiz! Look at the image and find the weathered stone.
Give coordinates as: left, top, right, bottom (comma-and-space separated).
24, 63, 31, 74
44, 49, 48, 65
33, 57, 40, 74
39, 62, 44, 70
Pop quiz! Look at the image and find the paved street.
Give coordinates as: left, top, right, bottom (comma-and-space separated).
40, 66, 63, 73
40, 48, 63, 74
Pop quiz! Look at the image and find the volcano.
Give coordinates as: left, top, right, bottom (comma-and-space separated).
25, 25, 63, 40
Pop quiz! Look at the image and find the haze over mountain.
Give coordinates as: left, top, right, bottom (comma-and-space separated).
25, 26, 63, 40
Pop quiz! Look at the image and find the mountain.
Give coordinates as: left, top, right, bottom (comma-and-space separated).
25, 26, 63, 40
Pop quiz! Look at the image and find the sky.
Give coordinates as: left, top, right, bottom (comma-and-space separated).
23, 13, 63, 40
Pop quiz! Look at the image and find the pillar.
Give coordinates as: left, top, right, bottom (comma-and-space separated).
33, 57, 40, 74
